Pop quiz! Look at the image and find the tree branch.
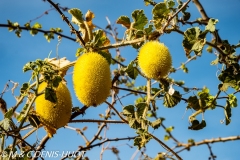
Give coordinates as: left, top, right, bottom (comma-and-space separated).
149, 133, 183, 160
46, 0, 85, 46
176, 135, 240, 153
0, 24, 76, 41
192, 0, 209, 20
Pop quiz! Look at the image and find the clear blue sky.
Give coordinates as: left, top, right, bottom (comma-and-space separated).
1, 0, 240, 160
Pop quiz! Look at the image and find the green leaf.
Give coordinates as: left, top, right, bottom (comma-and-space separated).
163, 91, 182, 108
187, 96, 200, 111
164, 135, 170, 141
180, 63, 188, 73
206, 18, 219, 32
206, 45, 213, 53
98, 51, 112, 65
129, 118, 141, 129
16, 104, 29, 122
0, 118, 12, 131
151, 119, 162, 129
191, 38, 206, 53
4, 108, 14, 119
28, 114, 41, 128
165, 126, 174, 133
225, 101, 231, 125
144, 24, 154, 35
135, 96, 146, 105
30, 22, 42, 35
188, 120, 206, 130
116, 16, 131, 29
92, 29, 110, 47
182, 27, 206, 56
211, 57, 218, 65
24, 22, 31, 30
32, 22, 42, 29
124, 61, 138, 79
219, 83, 235, 91
152, 2, 170, 30
20, 83, 29, 94
7, 20, 14, 31
123, 105, 135, 116
52, 76, 62, 88
136, 102, 147, 117
23, 61, 36, 72
132, 10, 148, 30
144, 0, 155, 6
167, 0, 175, 8
76, 48, 85, 57
45, 87, 57, 103
183, 12, 191, 21
68, 8, 84, 25
228, 94, 237, 108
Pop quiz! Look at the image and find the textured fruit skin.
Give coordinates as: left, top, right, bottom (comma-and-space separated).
36, 82, 72, 137
73, 52, 111, 106
138, 41, 172, 80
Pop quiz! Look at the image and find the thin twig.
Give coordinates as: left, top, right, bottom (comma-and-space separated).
149, 133, 183, 160
105, 101, 128, 124
32, 135, 50, 160
206, 143, 216, 160
0, 24, 76, 41
69, 119, 125, 124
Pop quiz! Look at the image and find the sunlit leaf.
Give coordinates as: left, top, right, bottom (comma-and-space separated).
124, 61, 139, 79
68, 8, 84, 25
136, 102, 147, 117
206, 18, 219, 32
151, 119, 162, 129
116, 16, 131, 29
187, 96, 200, 111
132, 10, 148, 30
152, 2, 170, 29
163, 91, 182, 108
123, 105, 135, 116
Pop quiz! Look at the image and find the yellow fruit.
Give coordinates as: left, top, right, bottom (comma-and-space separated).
35, 82, 72, 137
73, 52, 111, 107
138, 41, 172, 80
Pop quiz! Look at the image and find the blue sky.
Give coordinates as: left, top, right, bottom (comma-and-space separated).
1, 0, 240, 160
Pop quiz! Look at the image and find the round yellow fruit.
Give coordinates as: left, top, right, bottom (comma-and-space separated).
35, 82, 72, 137
138, 41, 172, 80
73, 52, 111, 107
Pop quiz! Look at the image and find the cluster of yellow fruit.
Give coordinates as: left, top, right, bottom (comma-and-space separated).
35, 41, 172, 137
35, 52, 111, 137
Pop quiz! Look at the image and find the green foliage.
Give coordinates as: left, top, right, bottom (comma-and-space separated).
218, 64, 240, 91
182, 27, 207, 57
92, 30, 110, 47
124, 61, 139, 79
116, 16, 131, 28
0, 118, 14, 131
68, 8, 84, 25
152, 2, 170, 30
132, 10, 148, 30
206, 19, 219, 32
163, 91, 182, 108
188, 119, 206, 130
